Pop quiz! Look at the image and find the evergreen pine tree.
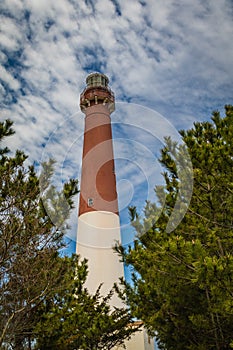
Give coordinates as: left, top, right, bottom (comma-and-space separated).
118, 105, 233, 350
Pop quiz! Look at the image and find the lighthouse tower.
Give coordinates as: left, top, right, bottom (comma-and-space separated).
76, 73, 154, 349
76, 72, 124, 306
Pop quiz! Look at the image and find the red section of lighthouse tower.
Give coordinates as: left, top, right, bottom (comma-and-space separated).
79, 73, 118, 216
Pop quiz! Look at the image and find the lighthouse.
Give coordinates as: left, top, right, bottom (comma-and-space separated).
76, 72, 124, 306
76, 73, 154, 349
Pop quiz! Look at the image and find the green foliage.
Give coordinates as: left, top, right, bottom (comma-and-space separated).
34, 255, 139, 350
0, 120, 137, 349
0, 120, 78, 348
118, 105, 233, 349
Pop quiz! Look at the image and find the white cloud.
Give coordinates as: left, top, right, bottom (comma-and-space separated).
0, 65, 20, 90
0, 16, 24, 51
1, 0, 233, 246
1, 0, 24, 15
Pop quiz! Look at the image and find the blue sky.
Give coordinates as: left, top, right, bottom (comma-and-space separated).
1, 0, 233, 253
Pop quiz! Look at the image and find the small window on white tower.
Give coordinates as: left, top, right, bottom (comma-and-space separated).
87, 198, 94, 207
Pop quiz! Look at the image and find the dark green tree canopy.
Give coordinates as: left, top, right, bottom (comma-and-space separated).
118, 105, 233, 350
0, 120, 138, 350
34, 255, 139, 350
0, 119, 78, 348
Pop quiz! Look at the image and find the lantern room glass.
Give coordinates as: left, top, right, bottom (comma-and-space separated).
86, 73, 109, 88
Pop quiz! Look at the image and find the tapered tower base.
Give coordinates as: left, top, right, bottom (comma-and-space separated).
76, 210, 124, 307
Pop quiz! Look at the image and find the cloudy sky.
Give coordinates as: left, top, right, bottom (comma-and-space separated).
1, 0, 233, 252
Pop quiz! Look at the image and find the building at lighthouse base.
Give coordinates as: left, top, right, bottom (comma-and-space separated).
117, 324, 155, 350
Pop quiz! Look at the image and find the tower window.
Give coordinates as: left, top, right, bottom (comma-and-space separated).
87, 198, 94, 207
